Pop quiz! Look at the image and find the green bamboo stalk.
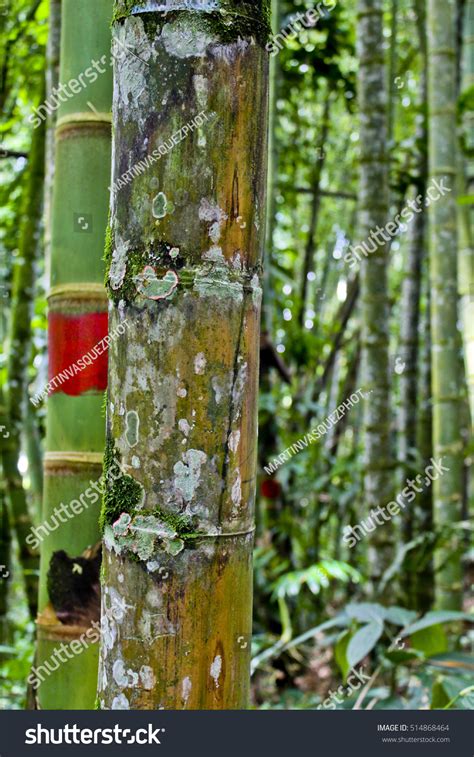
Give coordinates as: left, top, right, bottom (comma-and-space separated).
98, 0, 270, 710
398, 0, 429, 606
298, 90, 332, 327
356, 0, 395, 593
458, 0, 474, 428
427, 0, 463, 609
4, 107, 45, 620
262, 0, 280, 334
35, 0, 112, 710
416, 265, 434, 611
44, 0, 62, 280
0, 388, 12, 656
24, 400, 44, 522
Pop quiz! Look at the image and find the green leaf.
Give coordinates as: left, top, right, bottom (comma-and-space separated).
430, 679, 450, 709
334, 630, 352, 681
345, 602, 387, 624
385, 607, 417, 627
457, 194, 474, 205
411, 624, 447, 657
427, 652, 474, 674
384, 648, 424, 664
401, 611, 473, 637
347, 621, 383, 668
432, 676, 474, 710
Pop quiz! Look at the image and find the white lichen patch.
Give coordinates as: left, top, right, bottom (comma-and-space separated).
178, 418, 192, 436
115, 18, 151, 120
211, 376, 223, 404
202, 245, 226, 264
173, 449, 207, 502
231, 470, 242, 509
138, 610, 176, 644
193, 73, 209, 111
182, 676, 192, 705
125, 410, 140, 448
251, 274, 262, 307
112, 659, 130, 688
161, 17, 216, 58
111, 693, 130, 710
232, 362, 248, 415
209, 37, 250, 65
228, 430, 240, 454
152, 192, 168, 219
210, 655, 222, 689
199, 198, 228, 244
194, 352, 207, 375
132, 455, 141, 469
140, 665, 156, 690
109, 236, 130, 290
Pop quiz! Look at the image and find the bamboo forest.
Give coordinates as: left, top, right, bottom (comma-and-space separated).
0, 0, 473, 716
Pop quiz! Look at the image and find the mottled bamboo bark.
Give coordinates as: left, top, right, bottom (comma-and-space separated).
357, 0, 394, 594
4, 111, 45, 619
262, 0, 280, 334
298, 90, 331, 327
398, 0, 429, 607
35, 0, 112, 709
98, 0, 269, 710
387, 0, 398, 144
416, 267, 434, 610
0, 387, 12, 655
428, 0, 463, 609
398, 197, 425, 506
458, 0, 474, 427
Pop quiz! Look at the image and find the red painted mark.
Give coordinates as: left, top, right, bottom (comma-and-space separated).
260, 479, 281, 500
48, 311, 108, 396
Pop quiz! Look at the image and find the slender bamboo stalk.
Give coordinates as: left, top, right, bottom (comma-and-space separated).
356, 0, 395, 593
44, 0, 62, 281
427, 0, 463, 609
458, 0, 474, 427
4, 106, 45, 620
398, 0, 429, 607
24, 399, 44, 522
263, 0, 280, 334
98, 0, 269, 710
35, 0, 112, 709
298, 90, 332, 326
0, 387, 12, 655
416, 265, 434, 610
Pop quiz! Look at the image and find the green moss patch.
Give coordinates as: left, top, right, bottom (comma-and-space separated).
100, 438, 144, 531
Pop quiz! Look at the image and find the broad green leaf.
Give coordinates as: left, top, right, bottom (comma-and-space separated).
401, 611, 473, 637
334, 630, 352, 681
347, 621, 383, 668
385, 607, 417, 627
411, 624, 448, 657
384, 648, 424, 664
345, 602, 387, 624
